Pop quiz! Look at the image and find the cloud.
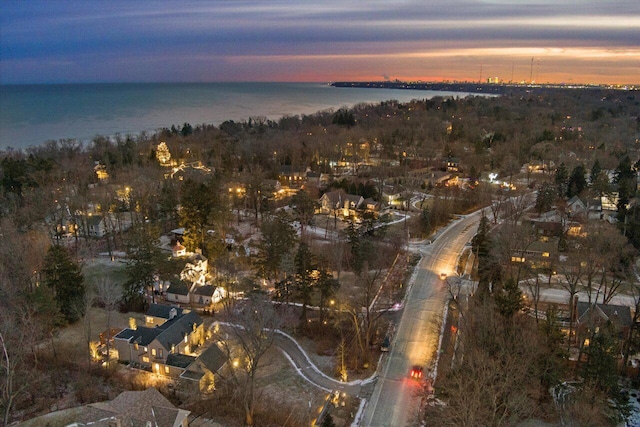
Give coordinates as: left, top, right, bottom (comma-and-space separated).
1, 0, 638, 84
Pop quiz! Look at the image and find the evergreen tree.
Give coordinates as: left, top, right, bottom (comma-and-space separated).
589, 158, 610, 197
294, 242, 316, 328
179, 178, 224, 253
321, 414, 336, 427
566, 164, 587, 198
589, 159, 602, 185
614, 156, 636, 224
472, 212, 499, 298
554, 162, 569, 198
256, 211, 297, 281
42, 244, 86, 323
535, 182, 556, 215
494, 277, 523, 319
581, 329, 620, 398
420, 205, 433, 236
123, 222, 162, 311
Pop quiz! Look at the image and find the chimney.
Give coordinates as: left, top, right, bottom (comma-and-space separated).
169, 307, 177, 320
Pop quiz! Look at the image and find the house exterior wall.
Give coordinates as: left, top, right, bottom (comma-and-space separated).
167, 292, 190, 304
114, 338, 132, 362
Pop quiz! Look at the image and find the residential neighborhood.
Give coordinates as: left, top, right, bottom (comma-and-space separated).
3, 87, 640, 426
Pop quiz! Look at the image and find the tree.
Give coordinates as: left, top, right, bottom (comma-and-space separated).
471, 211, 499, 298
123, 222, 162, 311
535, 182, 556, 215
290, 189, 317, 237
419, 204, 433, 236
494, 277, 523, 319
94, 278, 122, 369
317, 270, 340, 325
614, 156, 636, 224
581, 327, 621, 399
554, 162, 569, 198
589, 159, 611, 208
256, 211, 297, 282
42, 244, 86, 323
179, 178, 225, 253
217, 294, 282, 426
294, 242, 317, 329
566, 164, 587, 198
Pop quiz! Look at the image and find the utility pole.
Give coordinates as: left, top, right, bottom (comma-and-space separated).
529, 57, 534, 83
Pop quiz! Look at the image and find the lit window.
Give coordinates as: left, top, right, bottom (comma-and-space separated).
164, 366, 170, 374
158, 349, 163, 358
151, 348, 156, 356
142, 356, 149, 363
134, 343, 139, 350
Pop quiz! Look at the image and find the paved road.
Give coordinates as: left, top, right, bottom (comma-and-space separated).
360, 211, 482, 427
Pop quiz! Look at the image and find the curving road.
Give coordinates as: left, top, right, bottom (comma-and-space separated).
360, 211, 482, 427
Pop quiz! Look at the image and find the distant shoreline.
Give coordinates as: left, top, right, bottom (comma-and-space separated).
330, 81, 638, 94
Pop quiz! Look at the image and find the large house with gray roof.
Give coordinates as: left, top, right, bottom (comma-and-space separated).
114, 305, 205, 376
114, 304, 227, 391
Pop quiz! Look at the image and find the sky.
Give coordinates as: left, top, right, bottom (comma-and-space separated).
1, 0, 639, 85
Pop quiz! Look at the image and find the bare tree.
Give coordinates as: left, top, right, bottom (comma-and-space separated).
216, 294, 282, 426
94, 278, 122, 369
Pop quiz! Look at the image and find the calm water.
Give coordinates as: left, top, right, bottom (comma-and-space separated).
0, 82, 470, 150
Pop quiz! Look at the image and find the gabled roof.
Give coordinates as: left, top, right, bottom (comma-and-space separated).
154, 311, 203, 351
167, 279, 190, 296
86, 215, 104, 227
166, 353, 197, 369
90, 387, 189, 427
196, 344, 227, 373
576, 301, 632, 328
192, 284, 216, 296
146, 303, 183, 320
115, 311, 203, 350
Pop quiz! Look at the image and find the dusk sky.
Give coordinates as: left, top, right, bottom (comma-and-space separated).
1, 0, 638, 85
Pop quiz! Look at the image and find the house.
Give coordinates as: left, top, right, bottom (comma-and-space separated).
166, 279, 191, 304
172, 241, 187, 257
567, 196, 602, 220
445, 157, 461, 172
86, 215, 107, 238
318, 190, 364, 218
180, 343, 227, 393
278, 165, 307, 186
113, 309, 205, 376
190, 285, 226, 308
574, 300, 633, 352
145, 303, 184, 328
362, 197, 383, 218
423, 170, 451, 188
89, 388, 190, 426
575, 301, 632, 334
40, 387, 189, 427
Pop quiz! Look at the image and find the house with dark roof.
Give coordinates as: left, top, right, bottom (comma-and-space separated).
574, 300, 633, 354
319, 190, 364, 218
166, 279, 191, 304
190, 284, 225, 307
145, 303, 184, 327
30, 387, 189, 427
114, 309, 205, 376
